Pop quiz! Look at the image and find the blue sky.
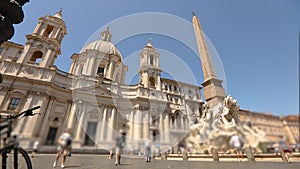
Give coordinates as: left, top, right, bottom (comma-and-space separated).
11, 0, 299, 116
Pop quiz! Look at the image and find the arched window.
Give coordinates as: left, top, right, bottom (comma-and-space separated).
149, 76, 155, 87
152, 130, 159, 142
77, 63, 84, 74
53, 117, 59, 122
30, 51, 43, 63
150, 54, 154, 65
43, 25, 54, 38
171, 115, 175, 125
45, 127, 57, 145
188, 90, 193, 99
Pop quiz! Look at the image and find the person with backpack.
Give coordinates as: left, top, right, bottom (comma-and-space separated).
53, 128, 73, 168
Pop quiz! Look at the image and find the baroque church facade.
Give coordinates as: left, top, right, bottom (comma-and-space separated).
0, 11, 202, 152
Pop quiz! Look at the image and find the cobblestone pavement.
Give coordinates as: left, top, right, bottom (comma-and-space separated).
30, 154, 300, 169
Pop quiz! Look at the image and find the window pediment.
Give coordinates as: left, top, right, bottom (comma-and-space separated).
8, 89, 27, 96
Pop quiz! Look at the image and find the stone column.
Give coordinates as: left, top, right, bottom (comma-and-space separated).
144, 72, 149, 88
82, 57, 90, 74
69, 59, 76, 74
135, 109, 142, 139
0, 47, 9, 59
74, 103, 87, 144
107, 108, 116, 142
144, 112, 149, 139
159, 114, 164, 142
39, 48, 53, 67
96, 107, 103, 144
39, 24, 46, 36
40, 96, 54, 138
67, 103, 78, 129
100, 107, 107, 141
104, 63, 109, 77
130, 109, 135, 140
54, 28, 61, 39
156, 74, 161, 90
181, 115, 184, 130
164, 114, 170, 142
86, 56, 95, 75
121, 72, 126, 84
33, 22, 42, 34
187, 115, 191, 128
174, 115, 178, 129
17, 44, 31, 64
108, 61, 115, 79
21, 96, 40, 137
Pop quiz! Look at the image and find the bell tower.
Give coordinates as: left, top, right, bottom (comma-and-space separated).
139, 39, 162, 90
17, 10, 67, 68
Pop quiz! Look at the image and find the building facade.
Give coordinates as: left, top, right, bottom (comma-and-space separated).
0, 11, 202, 152
239, 110, 299, 145
0, 11, 298, 153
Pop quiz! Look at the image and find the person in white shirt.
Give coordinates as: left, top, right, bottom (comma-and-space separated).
31, 140, 39, 158
53, 128, 72, 168
229, 134, 243, 161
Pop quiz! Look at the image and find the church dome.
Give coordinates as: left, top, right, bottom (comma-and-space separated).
80, 27, 122, 60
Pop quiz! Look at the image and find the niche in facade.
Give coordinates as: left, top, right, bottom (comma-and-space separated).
30, 51, 43, 63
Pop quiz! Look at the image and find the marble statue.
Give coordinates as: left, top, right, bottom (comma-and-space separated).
187, 95, 265, 153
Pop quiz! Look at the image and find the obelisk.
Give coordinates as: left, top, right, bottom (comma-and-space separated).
192, 13, 226, 106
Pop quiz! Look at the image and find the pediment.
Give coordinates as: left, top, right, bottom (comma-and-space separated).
8, 89, 27, 96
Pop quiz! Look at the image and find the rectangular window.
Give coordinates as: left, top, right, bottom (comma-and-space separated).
8, 98, 20, 110
151, 115, 157, 125
152, 130, 157, 142
150, 54, 154, 65
97, 67, 105, 75
171, 116, 175, 125
84, 121, 98, 146
164, 85, 168, 90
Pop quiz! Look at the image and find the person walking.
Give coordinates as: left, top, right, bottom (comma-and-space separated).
114, 132, 125, 166
229, 134, 243, 161
31, 140, 39, 158
53, 128, 73, 168
144, 141, 151, 163
109, 143, 115, 159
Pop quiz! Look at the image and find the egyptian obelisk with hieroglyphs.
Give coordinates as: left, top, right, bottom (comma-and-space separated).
192, 13, 226, 106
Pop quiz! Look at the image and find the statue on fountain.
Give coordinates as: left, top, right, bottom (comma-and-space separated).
187, 95, 265, 154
